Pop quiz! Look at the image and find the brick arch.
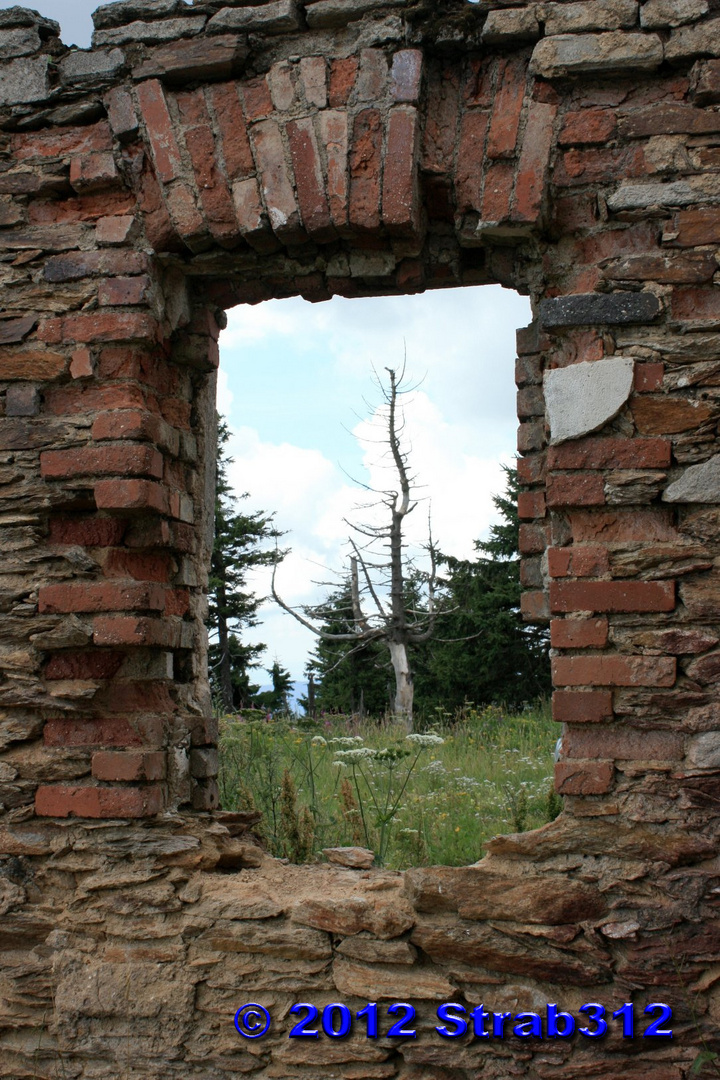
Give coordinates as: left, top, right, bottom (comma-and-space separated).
2, 1, 720, 1076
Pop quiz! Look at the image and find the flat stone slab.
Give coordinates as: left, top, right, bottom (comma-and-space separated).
663, 454, 720, 502
540, 292, 661, 328
545, 356, 635, 444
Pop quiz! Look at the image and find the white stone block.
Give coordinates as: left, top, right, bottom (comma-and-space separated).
544, 356, 635, 444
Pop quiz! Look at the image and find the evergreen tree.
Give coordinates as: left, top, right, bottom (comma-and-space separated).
412, 466, 551, 713
304, 582, 390, 716
207, 418, 280, 711
256, 660, 294, 714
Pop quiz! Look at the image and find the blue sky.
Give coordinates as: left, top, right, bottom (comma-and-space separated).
14, 0, 532, 681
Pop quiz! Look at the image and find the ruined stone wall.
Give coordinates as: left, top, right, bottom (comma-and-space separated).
1, 0, 720, 1076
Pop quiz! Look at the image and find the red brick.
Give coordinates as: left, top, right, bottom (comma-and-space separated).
93, 616, 183, 647
518, 491, 546, 519
135, 80, 183, 184
0, 350, 67, 381
602, 252, 716, 285
92, 751, 166, 782
319, 110, 349, 231
355, 48, 387, 102
551, 617, 608, 650
12, 121, 112, 162
667, 208, 720, 248
103, 550, 172, 582
456, 110, 489, 213
100, 275, 153, 308
209, 82, 255, 181
241, 75, 273, 121
553, 690, 613, 723
521, 590, 549, 621
391, 49, 422, 103
518, 420, 542, 452
286, 117, 335, 240
251, 118, 304, 243
563, 725, 684, 762
553, 654, 676, 688
422, 64, 460, 173
70, 152, 119, 194
137, 159, 177, 251
481, 159, 514, 222
164, 181, 207, 248
349, 109, 383, 231
49, 516, 127, 547
91, 410, 173, 453
177, 88, 239, 247
231, 176, 270, 250
555, 760, 614, 795
463, 56, 494, 107
487, 58, 526, 159
95, 478, 171, 515
300, 56, 327, 108
44, 250, 148, 282
45, 650, 124, 681
382, 107, 420, 236
55, 311, 158, 345
41, 445, 163, 481
38, 581, 166, 615
632, 395, 714, 435
558, 109, 616, 146
555, 146, 647, 188
569, 509, 678, 544
548, 544, 609, 578
516, 453, 545, 486
547, 437, 671, 471
35, 784, 164, 819
546, 474, 605, 508
44, 715, 163, 748
513, 101, 557, 222
550, 579, 676, 614
619, 103, 720, 138
634, 363, 664, 393
96, 681, 174, 714
672, 287, 720, 323
519, 522, 548, 555
47, 383, 147, 418
69, 347, 95, 379
165, 588, 190, 617
329, 57, 358, 107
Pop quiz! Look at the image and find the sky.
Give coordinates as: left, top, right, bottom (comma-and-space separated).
11, 0, 531, 684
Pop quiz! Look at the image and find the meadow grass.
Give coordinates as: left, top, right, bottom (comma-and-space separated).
218, 701, 560, 870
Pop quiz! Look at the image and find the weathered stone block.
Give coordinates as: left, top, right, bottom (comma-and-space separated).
207, 1, 300, 35
641, 0, 709, 28
60, 48, 125, 84
665, 14, 720, 59
664, 455, 720, 502
0, 54, 49, 105
531, 31, 663, 78
481, 8, 541, 43
93, 16, 206, 47
543, 0, 639, 34
544, 356, 634, 444
0, 26, 40, 58
540, 293, 661, 327
92, 0, 190, 29
305, 0, 405, 29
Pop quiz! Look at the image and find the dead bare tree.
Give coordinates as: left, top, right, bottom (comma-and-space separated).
272, 367, 440, 732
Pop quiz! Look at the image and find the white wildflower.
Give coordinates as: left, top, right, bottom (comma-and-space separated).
311, 736, 327, 747
406, 733, 445, 747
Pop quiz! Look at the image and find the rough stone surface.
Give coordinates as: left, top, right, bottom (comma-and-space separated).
0, 54, 49, 104
59, 48, 125, 84
545, 357, 635, 444
531, 31, 663, 77
641, 0, 709, 28
663, 454, 720, 502
541, 293, 661, 327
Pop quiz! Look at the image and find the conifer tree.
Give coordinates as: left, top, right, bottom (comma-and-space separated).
207, 418, 280, 711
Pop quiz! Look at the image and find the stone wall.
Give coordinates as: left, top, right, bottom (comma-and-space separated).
1, 0, 719, 1076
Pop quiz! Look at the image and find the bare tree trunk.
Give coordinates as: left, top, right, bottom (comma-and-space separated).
388, 640, 414, 732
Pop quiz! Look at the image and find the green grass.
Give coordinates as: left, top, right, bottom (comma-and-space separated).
218, 701, 560, 870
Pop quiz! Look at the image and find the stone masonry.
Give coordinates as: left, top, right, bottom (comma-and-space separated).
1, 0, 720, 1076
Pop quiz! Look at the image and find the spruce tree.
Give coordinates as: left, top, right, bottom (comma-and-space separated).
207, 418, 280, 711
